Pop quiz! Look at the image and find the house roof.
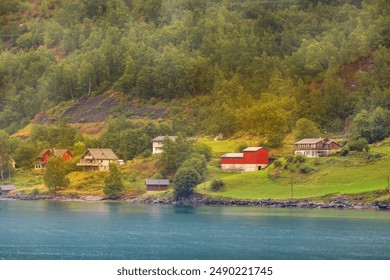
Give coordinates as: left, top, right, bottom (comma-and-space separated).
221, 153, 244, 158
243, 147, 264, 152
83, 148, 118, 160
37, 148, 72, 158
152, 136, 177, 142
0, 184, 16, 191
295, 138, 325, 145
145, 179, 170, 186
294, 138, 339, 145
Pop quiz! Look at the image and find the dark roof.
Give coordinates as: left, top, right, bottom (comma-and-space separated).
82, 148, 118, 160
145, 179, 170, 186
152, 136, 177, 142
0, 184, 16, 191
295, 138, 339, 145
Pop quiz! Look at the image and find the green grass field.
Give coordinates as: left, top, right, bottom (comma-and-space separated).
197, 138, 390, 202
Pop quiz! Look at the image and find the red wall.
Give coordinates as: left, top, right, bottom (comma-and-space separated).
62, 151, 73, 162
221, 148, 268, 165
43, 150, 73, 164
243, 149, 268, 164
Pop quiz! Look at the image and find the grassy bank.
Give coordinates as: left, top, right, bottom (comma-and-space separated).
196, 138, 390, 203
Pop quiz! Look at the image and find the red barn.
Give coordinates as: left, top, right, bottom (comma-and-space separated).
221, 147, 268, 172
35, 148, 73, 170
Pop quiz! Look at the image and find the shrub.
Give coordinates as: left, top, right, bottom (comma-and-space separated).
292, 155, 306, 164
348, 138, 370, 152
285, 155, 294, 164
299, 165, 312, 174
273, 159, 282, 168
173, 167, 201, 199
210, 179, 225, 192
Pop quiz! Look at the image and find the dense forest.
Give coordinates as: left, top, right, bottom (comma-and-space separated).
0, 0, 389, 157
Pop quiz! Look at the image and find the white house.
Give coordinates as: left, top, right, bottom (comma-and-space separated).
151, 136, 177, 154
77, 148, 119, 172
294, 138, 340, 157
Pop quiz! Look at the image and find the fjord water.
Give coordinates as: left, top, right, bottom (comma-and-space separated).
1, 200, 390, 260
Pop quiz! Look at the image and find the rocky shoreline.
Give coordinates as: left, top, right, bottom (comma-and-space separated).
2, 193, 390, 210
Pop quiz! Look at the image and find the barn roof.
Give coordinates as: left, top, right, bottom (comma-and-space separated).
221, 153, 244, 158
152, 136, 177, 142
243, 147, 264, 152
145, 179, 170, 186
83, 148, 118, 160
0, 184, 16, 191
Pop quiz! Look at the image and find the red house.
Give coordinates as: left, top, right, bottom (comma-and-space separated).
221, 147, 268, 172
35, 148, 73, 170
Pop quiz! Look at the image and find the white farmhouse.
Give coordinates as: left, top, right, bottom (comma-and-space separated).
152, 136, 177, 154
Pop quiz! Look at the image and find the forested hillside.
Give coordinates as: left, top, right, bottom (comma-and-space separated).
0, 0, 389, 146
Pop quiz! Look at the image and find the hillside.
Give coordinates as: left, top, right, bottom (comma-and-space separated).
1, 0, 389, 141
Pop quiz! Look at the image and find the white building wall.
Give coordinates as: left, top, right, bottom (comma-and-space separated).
152, 142, 163, 154
221, 163, 268, 172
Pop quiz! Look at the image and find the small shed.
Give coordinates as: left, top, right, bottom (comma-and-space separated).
145, 179, 170, 191
0, 184, 16, 195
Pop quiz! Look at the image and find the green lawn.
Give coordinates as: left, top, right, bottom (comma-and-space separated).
197, 141, 390, 201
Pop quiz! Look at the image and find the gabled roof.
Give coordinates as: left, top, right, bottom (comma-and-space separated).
295, 138, 339, 145
0, 184, 16, 191
82, 148, 118, 160
221, 153, 244, 158
37, 148, 72, 159
152, 136, 177, 142
294, 138, 325, 145
243, 147, 264, 152
145, 179, 170, 186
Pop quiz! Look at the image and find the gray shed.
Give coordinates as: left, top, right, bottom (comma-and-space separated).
145, 179, 170, 191
0, 184, 16, 195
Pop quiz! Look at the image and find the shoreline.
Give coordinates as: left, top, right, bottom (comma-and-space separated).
2, 193, 390, 211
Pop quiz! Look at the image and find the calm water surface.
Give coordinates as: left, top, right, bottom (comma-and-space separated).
1, 200, 389, 260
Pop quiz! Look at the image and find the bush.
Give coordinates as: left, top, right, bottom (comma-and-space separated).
299, 165, 312, 174
292, 155, 306, 164
210, 179, 225, 192
285, 155, 294, 164
348, 138, 370, 152
173, 167, 201, 199
273, 159, 282, 168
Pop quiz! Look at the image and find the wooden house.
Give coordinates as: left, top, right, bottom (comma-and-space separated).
77, 148, 118, 172
152, 136, 177, 154
221, 147, 268, 172
145, 179, 170, 191
294, 138, 340, 157
35, 148, 73, 170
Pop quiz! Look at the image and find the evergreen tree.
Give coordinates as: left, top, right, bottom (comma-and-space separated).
103, 163, 124, 198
